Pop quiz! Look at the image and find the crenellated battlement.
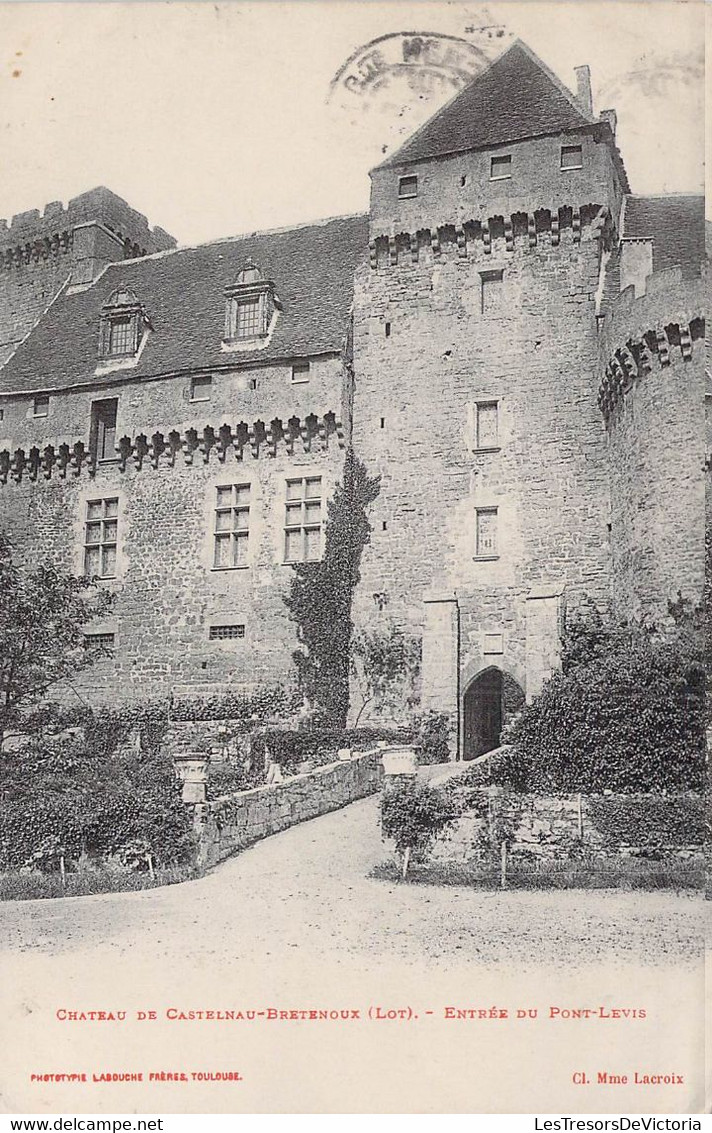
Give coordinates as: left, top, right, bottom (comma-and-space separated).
0, 410, 345, 485
597, 267, 705, 421
368, 203, 614, 268
0, 186, 175, 264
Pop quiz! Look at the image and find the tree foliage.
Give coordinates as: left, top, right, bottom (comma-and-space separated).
502, 602, 705, 793
0, 533, 114, 741
0, 730, 194, 871
284, 449, 380, 727
350, 620, 421, 725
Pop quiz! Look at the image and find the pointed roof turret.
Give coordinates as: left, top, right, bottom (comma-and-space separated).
376, 40, 596, 169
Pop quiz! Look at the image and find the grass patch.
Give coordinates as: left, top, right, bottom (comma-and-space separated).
371, 857, 703, 891
0, 863, 201, 902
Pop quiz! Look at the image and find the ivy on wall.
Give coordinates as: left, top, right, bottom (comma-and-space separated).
284, 448, 380, 727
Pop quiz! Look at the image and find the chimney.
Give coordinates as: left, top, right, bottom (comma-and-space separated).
574, 65, 593, 117
599, 108, 617, 138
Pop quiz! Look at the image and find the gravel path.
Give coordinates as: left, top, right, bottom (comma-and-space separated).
0, 793, 704, 970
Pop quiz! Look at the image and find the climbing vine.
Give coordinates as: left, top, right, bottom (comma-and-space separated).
284, 448, 380, 726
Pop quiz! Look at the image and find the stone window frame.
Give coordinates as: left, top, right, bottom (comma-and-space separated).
212, 483, 251, 571
98, 288, 146, 360
489, 154, 512, 181
223, 262, 278, 345
90, 398, 119, 464
480, 269, 504, 315
83, 496, 120, 580
208, 624, 246, 641
474, 400, 500, 453
33, 394, 49, 418
560, 143, 583, 171
398, 174, 418, 199
83, 631, 116, 652
190, 374, 212, 402
283, 474, 324, 564
474, 506, 499, 561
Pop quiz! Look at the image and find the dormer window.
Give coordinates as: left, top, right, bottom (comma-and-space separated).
99, 288, 147, 359
224, 261, 278, 343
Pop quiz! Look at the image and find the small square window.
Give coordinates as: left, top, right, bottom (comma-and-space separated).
191, 375, 212, 402
490, 155, 512, 180
398, 175, 418, 199
33, 395, 49, 418
475, 507, 498, 558
561, 144, 583, 170
476, 402, 498, 449
291, 361, 310, 384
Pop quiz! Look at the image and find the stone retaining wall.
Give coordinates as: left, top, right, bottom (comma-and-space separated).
193, 748, 383, 869
427, 790, 702, 867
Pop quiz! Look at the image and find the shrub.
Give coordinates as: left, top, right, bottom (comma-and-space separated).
254, 725, 413, 774
412, 712, 450, 764
502, 631, 705, 793
0, 733, 195, 872
380, 779, 461, 873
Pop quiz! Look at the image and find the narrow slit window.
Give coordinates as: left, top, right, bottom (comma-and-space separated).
213, 484, 250, 569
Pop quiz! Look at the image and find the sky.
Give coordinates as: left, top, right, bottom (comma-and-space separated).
0, 1, 706, 248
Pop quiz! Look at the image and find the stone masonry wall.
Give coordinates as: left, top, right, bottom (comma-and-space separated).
0, 356, 347, 704
424, 790, 703, 867
194, 749, 383, 869
351, 212, 612, 715
598, 270, 706, 621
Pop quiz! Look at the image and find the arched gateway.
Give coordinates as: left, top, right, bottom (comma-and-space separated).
462, 668, 525, 761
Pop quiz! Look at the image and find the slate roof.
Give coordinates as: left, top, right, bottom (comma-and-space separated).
0, 213, 369, 395
623, 195, 705, 279
377, 40, 594, 169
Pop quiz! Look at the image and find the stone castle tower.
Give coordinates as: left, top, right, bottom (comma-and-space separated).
0, 186, 176, 365
0, 41, 705, 759
349, 42, 706, 757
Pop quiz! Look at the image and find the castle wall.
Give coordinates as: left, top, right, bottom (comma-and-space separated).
0, 354, 345, 452
0, 435, 345, 705
0, 349, 348, 705
0, 188, 175, 365
351, 208, 612, 740
598, 271, 706, 621
371, 130, 624, 237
